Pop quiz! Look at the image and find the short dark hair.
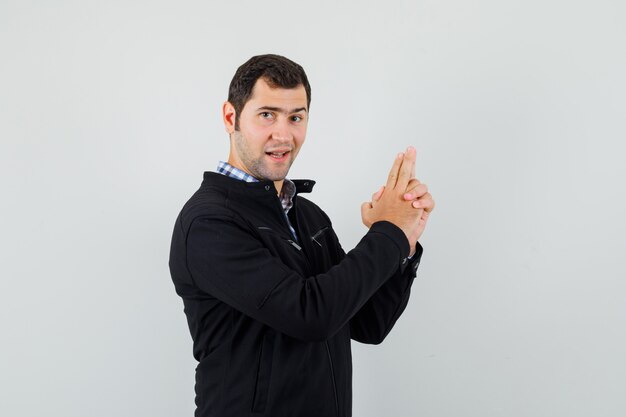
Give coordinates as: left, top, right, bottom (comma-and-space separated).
228, 54, 311, 130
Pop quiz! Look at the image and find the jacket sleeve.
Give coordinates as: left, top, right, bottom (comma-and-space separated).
349, 243, 423, 344
184, 213, 410, 342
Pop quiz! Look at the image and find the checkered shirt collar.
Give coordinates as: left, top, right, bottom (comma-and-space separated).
216, 160, 259, 183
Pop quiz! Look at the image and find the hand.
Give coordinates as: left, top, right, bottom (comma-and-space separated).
361, 147, 423, 256
367, 153, 435, 255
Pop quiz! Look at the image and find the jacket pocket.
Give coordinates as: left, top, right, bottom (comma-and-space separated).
309, 226, 343, 269
310, 226, 330, 248
257, 226, 300, 249
251, 332, 275, 413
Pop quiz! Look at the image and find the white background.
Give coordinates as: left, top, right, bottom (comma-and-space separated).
1, 1, 625, 416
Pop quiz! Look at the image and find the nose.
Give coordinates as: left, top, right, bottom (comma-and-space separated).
271, 118, 293, 142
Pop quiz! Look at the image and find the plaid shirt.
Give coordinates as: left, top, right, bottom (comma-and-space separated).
216, 161, 298, 240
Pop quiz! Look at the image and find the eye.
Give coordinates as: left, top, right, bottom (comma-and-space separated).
260, 112, 274, 120
291, 115, 303, 122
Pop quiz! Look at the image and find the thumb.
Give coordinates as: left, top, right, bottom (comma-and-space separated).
361, 201, 372, 226
372, 185, 385, 202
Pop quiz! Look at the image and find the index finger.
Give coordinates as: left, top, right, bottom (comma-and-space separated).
396, 146, 415, 190
386, 152, 404, 188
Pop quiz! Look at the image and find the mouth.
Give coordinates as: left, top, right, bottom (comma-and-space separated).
265, 150, 291, 162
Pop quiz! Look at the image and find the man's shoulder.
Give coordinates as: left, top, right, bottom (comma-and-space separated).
176, 179, 233, 230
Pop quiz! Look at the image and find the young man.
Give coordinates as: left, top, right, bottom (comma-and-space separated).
169, 54, 434, 417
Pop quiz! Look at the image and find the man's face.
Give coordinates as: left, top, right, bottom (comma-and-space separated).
225, 78, 308, 182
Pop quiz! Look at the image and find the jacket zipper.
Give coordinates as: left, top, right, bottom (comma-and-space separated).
275, 196, 338, 415
273, 198, 297, 241
272, 197, 315, 274
325, 341, 340, 417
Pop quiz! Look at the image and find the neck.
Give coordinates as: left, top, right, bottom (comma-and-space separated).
225, 155, 284, 196
274, 180, 284, 195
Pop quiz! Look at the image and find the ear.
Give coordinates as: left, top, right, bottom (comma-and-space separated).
222, 101, 236, 134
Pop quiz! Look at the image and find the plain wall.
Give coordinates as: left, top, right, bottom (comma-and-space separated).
1, 1, 625, 416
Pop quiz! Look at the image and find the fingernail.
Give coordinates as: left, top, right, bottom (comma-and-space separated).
397, 152, 403, 159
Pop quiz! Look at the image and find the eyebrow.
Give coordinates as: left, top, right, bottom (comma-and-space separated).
256, 106, 307, 114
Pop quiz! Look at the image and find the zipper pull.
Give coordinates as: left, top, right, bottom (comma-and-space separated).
311, 227, 329, 247
287, 239, 302, 251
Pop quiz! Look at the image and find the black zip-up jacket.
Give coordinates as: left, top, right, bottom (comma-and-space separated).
169, 172, 422, 417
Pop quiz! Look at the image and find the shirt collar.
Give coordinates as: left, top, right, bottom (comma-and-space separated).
216, 160, 259, 183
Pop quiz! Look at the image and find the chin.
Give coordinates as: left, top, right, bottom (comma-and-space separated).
265, 172, 289, 181
261, 165, 292, 181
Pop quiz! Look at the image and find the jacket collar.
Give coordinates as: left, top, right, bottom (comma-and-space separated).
202, 172, 315, 195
